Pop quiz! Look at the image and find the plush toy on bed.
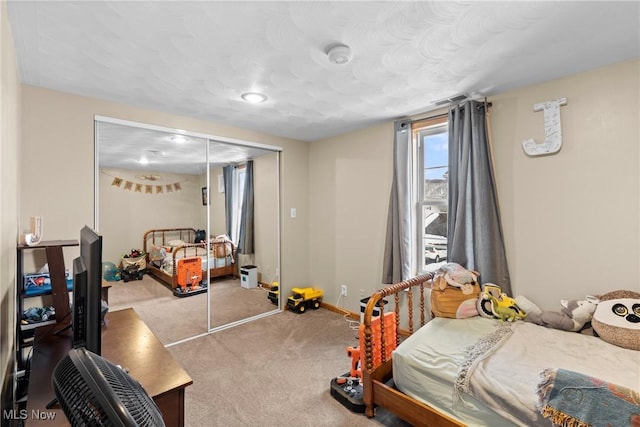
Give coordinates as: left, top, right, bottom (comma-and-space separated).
591, 290, 640, 350
477, 284, 526, 322
434, 262, 479, 295
515, 295, 598, 332
430, 263, 480, 319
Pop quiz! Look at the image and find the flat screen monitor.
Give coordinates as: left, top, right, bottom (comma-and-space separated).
72, 256, 88, 349
76, 225, 103, 355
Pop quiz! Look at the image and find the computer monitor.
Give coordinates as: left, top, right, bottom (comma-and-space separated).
74, 226, 103, 355
72, 256, 88, 349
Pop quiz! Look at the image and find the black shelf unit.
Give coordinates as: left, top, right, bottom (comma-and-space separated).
16, 240, 78, 370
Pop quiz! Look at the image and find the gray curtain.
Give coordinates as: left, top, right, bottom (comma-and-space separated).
223, 165, 234, 239
237, 161, 254, 254
448, 101, 511, 295
382, 119, 412, 284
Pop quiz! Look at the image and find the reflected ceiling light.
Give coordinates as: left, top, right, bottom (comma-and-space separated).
138, 157, 149, 165
171, 135, 187, 143
326, 43, 352, 65
241, 92, 267, 103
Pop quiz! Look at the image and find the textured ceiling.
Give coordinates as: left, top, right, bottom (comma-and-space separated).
7, 1, 640, 169
96, 121, 276, 175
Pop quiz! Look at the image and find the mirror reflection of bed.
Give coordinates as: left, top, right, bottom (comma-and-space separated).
96, 118, 281, 345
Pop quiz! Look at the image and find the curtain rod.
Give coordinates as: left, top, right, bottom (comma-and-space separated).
410, 100, 492, 124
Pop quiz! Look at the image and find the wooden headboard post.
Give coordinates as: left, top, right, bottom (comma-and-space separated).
362, 273, 434, 419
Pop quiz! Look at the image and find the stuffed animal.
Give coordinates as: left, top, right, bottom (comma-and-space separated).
434, 263, 479, 295
592, 290, 640, 350
515, 295, 599, 332
487, 294, 522, 322
477, 283, 526, 320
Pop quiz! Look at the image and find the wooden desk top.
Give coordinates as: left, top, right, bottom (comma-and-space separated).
26, 308, 193, 425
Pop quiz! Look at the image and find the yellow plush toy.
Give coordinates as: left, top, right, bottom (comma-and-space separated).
477, 283, 526, 321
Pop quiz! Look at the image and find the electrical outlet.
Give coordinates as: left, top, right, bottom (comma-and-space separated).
341, 284, 347, 296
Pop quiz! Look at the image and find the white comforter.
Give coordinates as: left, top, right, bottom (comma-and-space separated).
461, 320, 640, 425
393, 317, 640, 426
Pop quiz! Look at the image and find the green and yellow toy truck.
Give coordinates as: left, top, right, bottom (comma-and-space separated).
287, 287, 323, 313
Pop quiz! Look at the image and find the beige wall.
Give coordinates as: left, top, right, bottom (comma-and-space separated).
19, 85, 310, 298
309, 122, 394, 309
310, 59, 640, 312
252, 152, 280, 283
99, 168, 206, 265
1, 0, 20, 408
491, 59, 639, 309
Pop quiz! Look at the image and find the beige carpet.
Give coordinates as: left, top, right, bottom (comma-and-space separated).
109, 275, 408, 426
167, 308, 408, 427
107, 274, 276, 344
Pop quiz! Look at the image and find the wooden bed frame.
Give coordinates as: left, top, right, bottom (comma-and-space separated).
361, 273, 466, 427
143, 227, 236, 290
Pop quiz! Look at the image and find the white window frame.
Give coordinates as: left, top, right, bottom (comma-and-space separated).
413, 117, 448, 273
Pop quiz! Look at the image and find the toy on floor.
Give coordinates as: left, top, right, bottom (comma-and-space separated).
287, 287, 323, 313
120, 248, 146, 282
515, 295, 598, 332
121, 265, 143, 282
330, 311, 397, 413
267, 282, 279, 305
173, 257, 206, 297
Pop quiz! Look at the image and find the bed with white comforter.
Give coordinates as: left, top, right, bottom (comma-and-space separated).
393, 316, 640, 426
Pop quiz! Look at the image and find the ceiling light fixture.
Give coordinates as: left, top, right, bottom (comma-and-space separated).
241, 92, 267, 103
326, 43, 352, 65
171, 135, 187, 143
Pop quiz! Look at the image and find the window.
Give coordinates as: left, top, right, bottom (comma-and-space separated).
414, 117, 448, 272
230, 165, 246, 243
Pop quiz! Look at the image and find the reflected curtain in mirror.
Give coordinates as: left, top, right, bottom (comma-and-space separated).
223, 165, 234, 239
238, 161, 254, 254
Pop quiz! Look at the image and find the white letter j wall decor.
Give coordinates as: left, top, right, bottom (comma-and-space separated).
521, 97, 567, 156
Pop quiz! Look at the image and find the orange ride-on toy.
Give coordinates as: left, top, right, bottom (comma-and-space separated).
173, 257, 206, 297
330, 311, 397, 413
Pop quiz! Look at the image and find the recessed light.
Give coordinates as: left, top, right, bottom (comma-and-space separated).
241, 92, 268, 103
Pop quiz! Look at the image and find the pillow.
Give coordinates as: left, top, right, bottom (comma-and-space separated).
592, 290, 640, 350
430, 282, 480, 319
211, 234, 234, 258
167, 239, 186, 247
148, 244, 166, 262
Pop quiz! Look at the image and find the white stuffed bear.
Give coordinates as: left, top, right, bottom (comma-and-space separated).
515, 295, 599, 332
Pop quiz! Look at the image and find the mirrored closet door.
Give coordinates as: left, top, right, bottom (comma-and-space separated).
95, 116, 282, 346
207, 140, 280, 331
